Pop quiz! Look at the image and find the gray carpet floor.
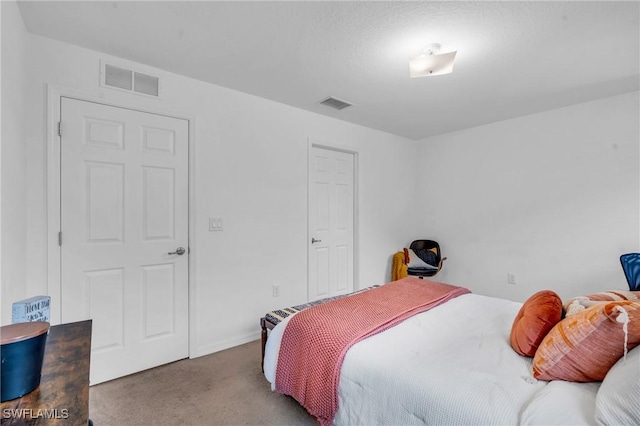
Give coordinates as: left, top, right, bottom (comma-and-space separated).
89, 339, 315, 426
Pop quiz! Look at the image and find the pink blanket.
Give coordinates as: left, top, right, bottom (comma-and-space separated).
275, 277, 470, 425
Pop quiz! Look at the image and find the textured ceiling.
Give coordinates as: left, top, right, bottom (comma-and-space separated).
17, 1, 640, 140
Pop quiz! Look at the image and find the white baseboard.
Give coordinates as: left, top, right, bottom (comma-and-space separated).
191, 330, 261, 358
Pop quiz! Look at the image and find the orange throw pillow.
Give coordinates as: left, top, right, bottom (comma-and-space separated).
533, 301, 640, 382
510, 290, 563, 357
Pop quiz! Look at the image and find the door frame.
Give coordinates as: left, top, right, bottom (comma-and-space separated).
307, 138, 360, 299
46, 84, 198, 357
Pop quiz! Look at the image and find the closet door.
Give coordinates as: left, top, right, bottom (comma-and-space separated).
308, 145, 355, 301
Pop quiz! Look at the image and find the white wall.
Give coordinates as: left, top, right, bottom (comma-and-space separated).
1, 1, 29, 324
0, 7, 420, 356
4, 0, 638, 359
0, 1, 3, 323
416, 92, 640, 302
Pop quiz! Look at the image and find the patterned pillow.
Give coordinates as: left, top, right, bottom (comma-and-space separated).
533, 300, 640, 382
595, 345, 640, 425
563, 290, 640, 316
403, 248, 437, 269
510, 290, 563, 357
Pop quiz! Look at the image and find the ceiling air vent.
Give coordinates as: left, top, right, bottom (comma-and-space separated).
102, 62, 160, 98
319, 96, 353, 111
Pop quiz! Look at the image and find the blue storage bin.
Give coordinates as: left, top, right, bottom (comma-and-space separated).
1, 321, 49, 402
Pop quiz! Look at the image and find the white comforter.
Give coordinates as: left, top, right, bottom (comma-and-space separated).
264, 293, 599, 425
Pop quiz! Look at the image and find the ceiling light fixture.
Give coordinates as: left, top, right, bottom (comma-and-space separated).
409, 43, 457, 78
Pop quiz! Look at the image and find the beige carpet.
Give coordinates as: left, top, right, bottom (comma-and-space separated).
89, 340, 315, 426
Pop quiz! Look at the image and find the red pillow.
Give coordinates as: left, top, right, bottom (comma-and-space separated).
533, 301, 640, 382
510, 290, 563, 357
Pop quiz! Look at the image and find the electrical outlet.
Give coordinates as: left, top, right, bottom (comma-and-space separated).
507, 273, 517, 285
209, 217, 224, 231
272, 285, 280, 297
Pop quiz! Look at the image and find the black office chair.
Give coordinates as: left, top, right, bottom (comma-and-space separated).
620, 253, 640, 291
406, 240, 447, 279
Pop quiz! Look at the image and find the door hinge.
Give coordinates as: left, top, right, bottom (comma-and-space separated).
58, 232, 62, 246
58, 121, 63, 137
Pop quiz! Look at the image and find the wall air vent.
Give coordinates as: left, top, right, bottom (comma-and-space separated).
104, 64, 133, 91
318, 96, 353, 111
101, 61, 161, 98
134, 72, 160, 97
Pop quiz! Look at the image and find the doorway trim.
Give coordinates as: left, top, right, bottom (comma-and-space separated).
307, 138, 360, 298
45, 84, 198, 357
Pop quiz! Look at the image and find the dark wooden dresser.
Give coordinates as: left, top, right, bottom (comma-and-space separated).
1, 320, 92, 425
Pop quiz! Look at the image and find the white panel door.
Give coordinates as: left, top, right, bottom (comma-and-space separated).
60, 97, 189, 384
308, 146, 354, 301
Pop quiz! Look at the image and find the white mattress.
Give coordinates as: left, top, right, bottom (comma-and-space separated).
264, 293, 598, 425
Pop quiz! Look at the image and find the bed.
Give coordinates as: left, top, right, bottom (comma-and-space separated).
261, 277, 640, 425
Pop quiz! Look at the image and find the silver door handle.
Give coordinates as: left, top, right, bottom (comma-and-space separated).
168, 247, 186, 255
311, 238, 322, 244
